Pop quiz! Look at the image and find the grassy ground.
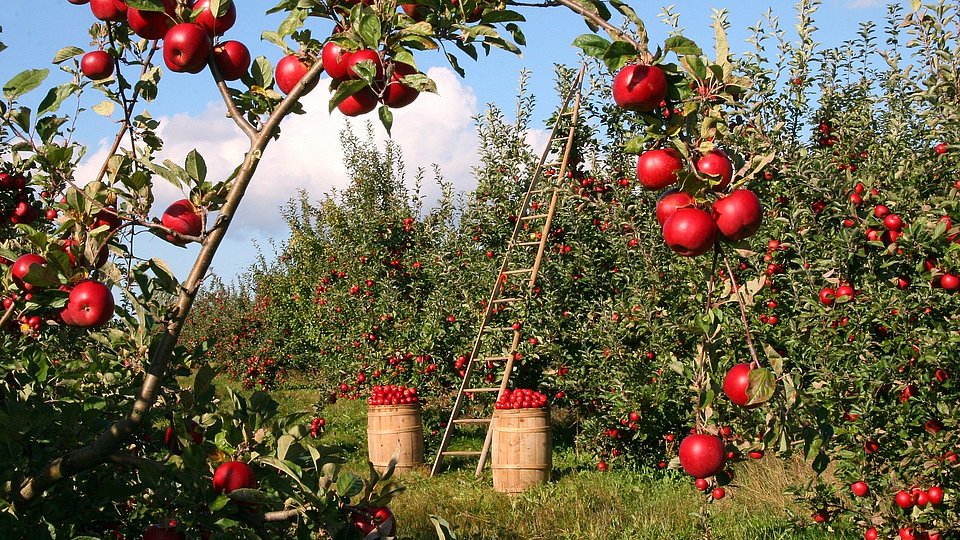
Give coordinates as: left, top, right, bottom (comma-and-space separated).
263, 387, 855, 540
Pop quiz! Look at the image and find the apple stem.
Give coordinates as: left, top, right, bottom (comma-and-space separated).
721, 253, 761, 369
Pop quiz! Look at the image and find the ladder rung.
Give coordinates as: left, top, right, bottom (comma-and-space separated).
483, 327, 517, 333
482, 356, 511, 362
442, 451, 483, 457
503, 268, 533, 275
453, 418, 492, 425
516, 241, 541, 247
465, 387, 500, 393
492, 297, 519, 304
521, 213, 549, 220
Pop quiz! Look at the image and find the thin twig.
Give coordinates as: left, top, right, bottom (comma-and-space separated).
721, 254, 761, 368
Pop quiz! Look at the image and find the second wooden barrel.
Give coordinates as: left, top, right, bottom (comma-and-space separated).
491, 407, 552, 493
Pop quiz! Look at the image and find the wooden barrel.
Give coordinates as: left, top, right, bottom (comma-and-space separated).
367, 404, 424, 474
491, 407, 552, 493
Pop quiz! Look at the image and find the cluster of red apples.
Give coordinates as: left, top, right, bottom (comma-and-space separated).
494, 388, 548, 409
612, 63, 763, 256
74, 0, 250, 81
367, 384, 420, 406
318, 41, 422, 116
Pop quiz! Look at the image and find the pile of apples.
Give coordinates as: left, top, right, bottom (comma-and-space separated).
494, 388, 548, 409
368, 384, 419, 406
611, 62, 763, 257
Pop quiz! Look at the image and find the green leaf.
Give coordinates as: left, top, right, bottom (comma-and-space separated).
209, 494, 230, 512
664, 36, 703, 56
4, 69, 49, 100
571, 34, 610, 59
336, 472, 363, 497
430, 515, 458, 540
53, 46, 85, 64
354, 6, 383, 47
38, 84, 78, 117
480, 10, 525, 23
250, 56, 274, 89
124, 0, 165, 10
910, 0, 921, 11
602, 40, 640, 72
379, 104, 393, 136
260, 31, 288, 50
185, 149, 207, 182
194, 363, 216, 397
747, 367, 775, 406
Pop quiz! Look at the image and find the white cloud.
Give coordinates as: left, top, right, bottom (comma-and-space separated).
76, 67, 483, 237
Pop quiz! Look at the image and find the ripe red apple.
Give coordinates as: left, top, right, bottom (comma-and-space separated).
637, 148, 683, 190
351, 506, 396, 537
694, 477, 709, 491
874, 204, 890, 218
656, 190, 695, 226
68, 0, 91, 4
163, 23, 211, 74
212, 461, 257, 494
611, 64, 667, 112
596, 460, 608, 471
935, 142, 949, 154
66, 280, 115, 328
884, 213, 903, 231
402, 2, 431, 20
164, 420, 203, 455
275, 54, 317, 95
940, 273, 959, 291
321, 41, 352, 80
161, 199, 202, 244
127, 0, 177, 40
345, 48, 384, 80
11, 254, 47, 292
212, 40, 250, 81
864, 439, 880, 454
835, 284, 855, 300
927, 485, 944, 505
337, 87, 379, 117
382, 62, 419, 108
895, 490, 914, 510
865, 527, 878, 540
696, 150, 734, 190
662, 207, 717, 257
818, 287, 835, 306
722, 363, 759, 408
712, 189, 762, 241
711, 487, 725, 500
143, 525, 185, 540
81, 50, 114, 80
678, 433, 726, 478
193, 0, 237, 36
628, 411, 640, 423
851, 481, 869, 497
90, 0, 128, 21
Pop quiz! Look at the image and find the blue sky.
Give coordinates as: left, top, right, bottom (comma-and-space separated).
0, 1, 898, 282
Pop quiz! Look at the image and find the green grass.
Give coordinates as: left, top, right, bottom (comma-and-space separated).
269, 394, 856, 540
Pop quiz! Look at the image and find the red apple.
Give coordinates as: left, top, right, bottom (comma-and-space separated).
11, 254, 47, 292
163, 23, 211, 74
81, 50, 114, 80
68, 0, 91, 4
164, 420, 203, 455
193, 0, 237, 36
92, 206, 122, 231
884, 213, 903, 231
851, 481, 869, 497
345, 48, 384, 80
895, 490, 914, 510
712, 189, 762, 241
712, 487, 726, 500
212, 461, 257, 494
637, 148, 683, 190
696, 149, 734, 190
864, 439, 880, 454
927, 485, 944, 505
161, 199, 203, 244
65, 280, 115, 328
321, 41, 352, 80
865, 527, 878, 540
382, 62, 419, 108
143, 525, 185, 540
655, 190, 695, 226
212, 40, 250, 81
612, 64, 667, 112
835, 284, 855, 300
818, 287, 835, 306
874, 204, 890, 218
90, 0, 128, 21
337, 87, 379, 117
662, 207, 717, 257
722, 363, 759, 408
940, 273, 959, 291
678, 433, 726, 478
127, 0, 177, 40
402, 2, 431, 20
275, 54, 318, 95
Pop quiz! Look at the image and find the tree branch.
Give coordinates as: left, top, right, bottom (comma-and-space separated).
550, 0, 643, 53
208, 49, 258, 141
17, 57, 326, 506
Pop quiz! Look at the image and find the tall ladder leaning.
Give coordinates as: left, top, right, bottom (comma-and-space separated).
430, 65, 586, 478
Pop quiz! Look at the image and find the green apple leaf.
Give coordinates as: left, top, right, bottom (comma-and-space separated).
4, 68, 49, 101
185, 149, 207, 183
747, 367, 775, 406
53, 46, 85, 64
572, 34, 610, 59
328, 80, 368, 112
664, 36, 703, 56
38, 83, 78, 117
124, 0, 165, 11
379, 104, 393, 136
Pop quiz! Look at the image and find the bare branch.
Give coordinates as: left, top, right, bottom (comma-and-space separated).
208, 50, 258, 141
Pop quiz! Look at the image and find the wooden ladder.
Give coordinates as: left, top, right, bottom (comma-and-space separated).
430, 65, 586, 477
